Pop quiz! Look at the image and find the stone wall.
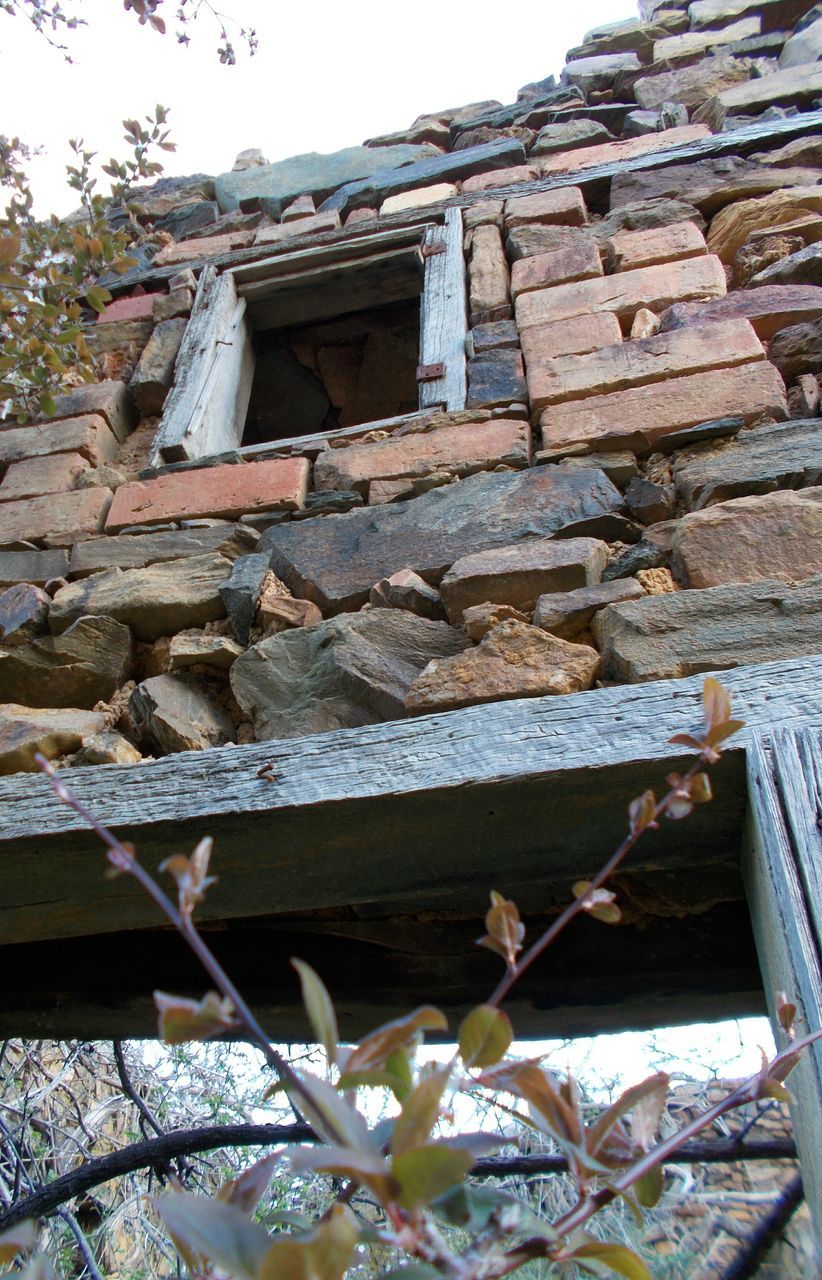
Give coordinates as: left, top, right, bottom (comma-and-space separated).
1, 0, 821, 771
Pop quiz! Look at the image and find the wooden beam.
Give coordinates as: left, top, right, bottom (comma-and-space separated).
744, 727, 822, 1247
244, 247, 423, 330
419, 207, 468, 412
1, 657, 821, 952
231, 223, 434, 290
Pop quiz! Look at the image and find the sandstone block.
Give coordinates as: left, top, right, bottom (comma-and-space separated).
707, 188, 822, 264
313, 419, 530, 494
653, 16, 761, 60
49, 381, 137, 444
531, 119, 614, 156
0, 584, 49, 644
369, 569, 446, 620
561, 51, 641, 93
74, 732, 142, 765
461, 165, 536, 195
153, 231, 256, 264
96, 293, 160, 324
439, 537, 609, 622
258, 596, 322, 634
254, 212, 341, 244
106, 457, 309, 531
219, 552, 270, 644
466, 351, 527, 409
673, 488, 822, 588
0, 452, 90, 503
540, 361, 788, 452
606, 221, 707, 273
696, 62, 822, 124
169, 630, 244, 670
0, 615, 134, 708
49, 552, 232, 642
660, 285, 822, 340
674, 419, 822, 509
461, 601, 530, 640
468, 224, 512, 325
534, 126, 712, 180
405, 620, 600, 714
595, 574, 822, 683
633, 53, 755, 109
520, 313, 623, 369
231, 608, 468, 739
769, 316, 822, 380
749, 242, 822, 288
0, 704, 107, 774
130, 674, 234, 754
688, 0, 809, 33
0, 548, 69, 588
527, 317, 764, 414
506, 224, 593, 262
511, 239, 602, 298
0, 415, 119, 468
380, 184, 457, 215
0, 488, 112, 547
503, 187, 587, 230
69, 524, 258, 577
260, 465, 624, 614
610, 159, 820, 221
593, 198, 706, 246
515, 255, 727, 332
470, 320, 519, 352
534, 578, 645, 639
130, 317, 188, 416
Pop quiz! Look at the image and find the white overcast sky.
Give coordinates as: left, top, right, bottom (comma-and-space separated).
1, 0, 632, 217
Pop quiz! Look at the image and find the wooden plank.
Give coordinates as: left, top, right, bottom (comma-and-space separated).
1, 657, 821, 952
744, 729, 822, 1246
770, 727, 822, 958
149, 268, 239, 465
245, 247, 423, 330
419, 207, 468, 411
231, 223, 434, 289
189, 299, 255, 459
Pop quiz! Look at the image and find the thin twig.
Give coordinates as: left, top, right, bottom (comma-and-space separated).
57, 1207, 105, 1280
716, 1171, 804, 1280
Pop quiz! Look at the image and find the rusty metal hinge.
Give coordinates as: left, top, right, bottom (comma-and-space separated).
416, 362, 445, 382
421, 240, 447, 258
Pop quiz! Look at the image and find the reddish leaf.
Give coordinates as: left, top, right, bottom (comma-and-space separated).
477, 891, 524, 967
159, 836, 216, 916
217, 1153, 281, 1212
154, 990, 236, 1043
628, 790, 657, 835
572, 882, 621, 925
0, 1221, 36, 1263
703, 677, 732, 733
705, 719, 745, 748
668, 731, 705, 751
344, 1007, 447, 1075
257, 1204, 359, 1280
391, 1066, 451, 1157
777, 992, 797, 1037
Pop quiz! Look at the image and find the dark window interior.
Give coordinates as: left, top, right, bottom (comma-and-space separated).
243, 298, 421, 446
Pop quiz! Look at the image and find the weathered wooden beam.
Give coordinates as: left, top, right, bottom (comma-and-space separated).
419, 208, 468, 412
245, 247, 423, 330
744, 727, 822, 1247
1, 658, 821, 953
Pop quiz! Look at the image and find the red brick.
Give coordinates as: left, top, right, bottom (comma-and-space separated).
97, 293, 162, 324
254, 211, 342, 244
606, 221, 707, 273
462, 165, 536, 195
520, 313, 623, 368
0, 415, 119, 467
105, 457, 309, 531
527, 317, 764, 413
153, 231, 257, 265
511, 239, 602, 298
313, 419, 531, 495
515, 255, 726, 332
534, 125, 711, 178
503, 186, 587, 230
539, 361, 788, 452
0, 488, 112, 546
0, 452, 90, 503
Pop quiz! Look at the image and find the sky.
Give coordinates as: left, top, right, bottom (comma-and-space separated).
1, 0, 632, 217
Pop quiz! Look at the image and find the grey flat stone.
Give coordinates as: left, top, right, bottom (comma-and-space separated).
218, 552, 270, 644
534, 578, 646, 638
749, 242, 822, 287
595, 574, 822, 682
674, 419, 822, 509
0, 548, 69, 588
69, 525, 258, 578
230, 607, 468, 740
0, 615, 134, 708
260, 465, 625, 614
130, 674, 234, 753
214, 143, 438, 217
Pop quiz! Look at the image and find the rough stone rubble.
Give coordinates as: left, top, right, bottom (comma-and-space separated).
1, 0, 821, 773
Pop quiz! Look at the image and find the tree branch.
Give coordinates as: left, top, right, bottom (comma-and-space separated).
716, 1170, 804, 1280
0, 1123, 796, 1232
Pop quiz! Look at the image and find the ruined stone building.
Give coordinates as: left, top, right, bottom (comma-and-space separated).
0, 0, 821, 1257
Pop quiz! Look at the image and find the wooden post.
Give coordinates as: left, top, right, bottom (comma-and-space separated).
744, 727, 822, 1248
419, 206, 467, 412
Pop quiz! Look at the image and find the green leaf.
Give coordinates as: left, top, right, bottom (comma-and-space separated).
257, 1204, 359, 1280
569, 1242, 651, 1280
289, 1144, 395, 1204
85, 285, 111, 314
217, 1153, 281, 1212
635, 1164, 664, 1209
154, 1191, 272, 1280
390, 1065, 450, 1157
459, 1005, 513, 1068
291, 958, 338, 1067
290, 1071, 377, 1152
391, 1144, 473, 1210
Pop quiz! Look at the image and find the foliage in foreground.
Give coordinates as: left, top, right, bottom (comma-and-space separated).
1, 679, 814, 1279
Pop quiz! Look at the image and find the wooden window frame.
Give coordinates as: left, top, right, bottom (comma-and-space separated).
148, 207, 467, 469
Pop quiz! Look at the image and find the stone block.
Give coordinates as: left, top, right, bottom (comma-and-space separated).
531, 119, 614, 156
780, 12, 822, 66
539, 361, 788, 452
0, 548, 68, 588
749, 242, 822, 288
633, 53, 755, 109
0, 705, 107, 774
461, 165, 536, 195
168, 630, 244, 670
0, 452, 90, 503
534, 578, 645, 639
674, 419, 822, 509
527, 317, 764, 414
96, 293, 161, 324
609, 158, 820, 220
0, 488, 112, 547
696, 62, 822, 124
517, 255, 727, 333
593, 198, 706, 246
405, 620, 600, 714
130, 317, 188, 416
49, 381, 138, 444
466, 351, 527, 410
153, 288, 194, 321
130, 674, 234, 753
0, 415, 119, 468
380, 183, 457, 215
673, 488, 822, 588
561, 51, 642, 93
707, 187, 822, 264
768, 316, 822, 380
503, 187, 587, 230
49, 552, 232, 642
153, 232, 256, 265
231, 608, 468, 739
653, 16, 761, 60
253, 212, 341, 244
369, 569, 445, 621
470, 320, 519, 352
461, 601, 529, 640
312, 419, 530, 494
520, 313, 623, 368
534, 126, 711, 180
468, 224, 511, 325
69, 523, 258, 577
659, 285, 822, 340
218, 551, 270, 644
595, 574, 822, 682
606, 221, 707, 273
439, 536, 609, 622
0, 615, 133, 708
281, 194, 317, 220
260, 465, 624, 614
511, 239, 602, 298
688, 0, 809, 33
106, 457, 309, 531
